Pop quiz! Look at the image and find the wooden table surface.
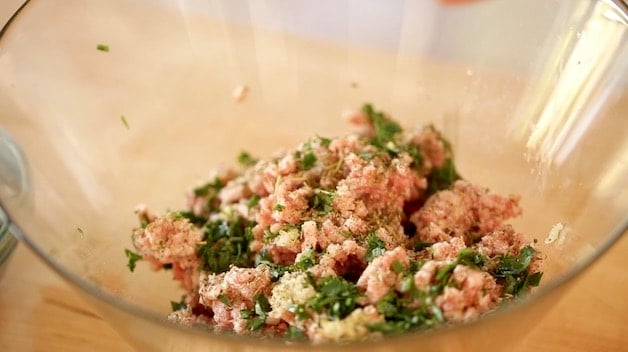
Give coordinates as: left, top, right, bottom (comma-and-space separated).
0, 234, 626, 352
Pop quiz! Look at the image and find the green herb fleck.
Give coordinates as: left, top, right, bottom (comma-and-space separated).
318, 135, 332, 147
254, 294, 271, 315
255, 250, 290, 281
77, 227, 84, 238
120, 115, 129, 129
247, 195, 261, 209
124, 249, 142, 272
426, 158, 461, 195
193, 178, 223, 197
308, 189, 335, 215
414, 241, 434, 251
273, 203, 285, 212
402, 144, 424, 169
365, 232, 386, 262
301, 151, 317, 170
175, 211, 208, 226
197, 217, 255, 273
431, 249, 486, 295
242, 294, 271, 331
399, 275, 415, 293
284, 326, 306, 341
495, 246, 537, 276
493, 246, 542, 296
192, 177, 224, 213
368, 290, 443, 335
170, 299, 187, 312
391, 260, 405, 274
237, 151, 258, 167
294, 248, 316, 271
362, 104, 402, 149
263, 229, 278, 242
307, 276, 361, 320
358, 150, 376, 160
217, 294, 232, 307
456, 248, 487, 268
96, 44, 109, 52
290, 304, 311, 320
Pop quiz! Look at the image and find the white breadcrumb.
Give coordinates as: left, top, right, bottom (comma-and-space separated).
310, 306, 383, 343
268, 272, 316, 323
545, 222, 565, 244
273, 226, 301, 248
232, 85, 249, 103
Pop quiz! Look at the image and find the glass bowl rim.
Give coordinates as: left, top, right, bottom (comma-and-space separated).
1, 0, 627, 348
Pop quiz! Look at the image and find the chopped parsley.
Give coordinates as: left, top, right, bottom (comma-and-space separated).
273, 203, 285, 212
197, 216, 255, 273
237, 151, 257, 167
96, 44, 109, 52
241, 294, 271, 331
120, 115, 129, 129
192, 177, 224, 213
124, 249, 142, 272
426, 158, 461, 195
414, 241, 434, 251
301, 151, 317, 170
254, 247, 316, 281
426, 247, 542, 297
391, 260, 405, 274
193, 177, 223, 197
365, 232, 386, 262
308, 189, 335, 215
175, 210, 208, 226
170, 299, 187, 312
254, 250, 290, 281
495, 246, 536, 275
317, 135, 332, 147
294, 248, 316, 271
247, 194, 261, 209
368, 291, 444, 335
307, 276, 361, 320
457, 248, 488, 268
217, 294, 232, 307
284, 326, 306, 341
493, 246, 542, 296
429, 249, 488, 295
400, 144, 424, 169
362, 104, 402, 149
367, 260, 448, 335
361, 104, 425, 168
290, 304, 311, 320
358, 150, 376, 160
263, 229, 279, 242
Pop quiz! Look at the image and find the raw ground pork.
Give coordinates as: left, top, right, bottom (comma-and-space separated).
128, 104, 542, 343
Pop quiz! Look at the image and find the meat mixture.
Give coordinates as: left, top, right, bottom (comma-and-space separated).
126, 104, 543, 343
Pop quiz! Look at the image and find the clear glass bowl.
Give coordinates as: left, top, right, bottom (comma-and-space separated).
0, 1, 626, 351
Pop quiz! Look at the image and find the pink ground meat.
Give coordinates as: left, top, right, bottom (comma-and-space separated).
435, 265, 501, 322
198, 266, 272, 333
357, 247, 410, 304
131, 105, 543, 343
410, 180, 521, 244
132, 213, 203, 290
410, 125, 449, 172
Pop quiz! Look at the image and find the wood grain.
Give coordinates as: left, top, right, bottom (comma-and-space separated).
0, 234, 626, 352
